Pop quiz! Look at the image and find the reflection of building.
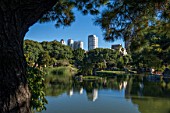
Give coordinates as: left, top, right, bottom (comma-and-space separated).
119, 81, 128, 90
67, 88, 73, 97
119, 83, 123, 90
123, 81, 127, 89
80, 87, 83, 94
92, 89, 98, 102
86, 89, 98, 102
88, 35, 98, 51
67, 88, 84, 96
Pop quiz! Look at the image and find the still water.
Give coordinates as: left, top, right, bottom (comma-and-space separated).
39, 75, 170, 113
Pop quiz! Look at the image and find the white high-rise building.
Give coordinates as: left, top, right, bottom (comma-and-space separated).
73, 41, 84, 50
67, 39, 74, 49
88, 35, 98, 51
60, 39, 65, 45
79, 41, 83, 49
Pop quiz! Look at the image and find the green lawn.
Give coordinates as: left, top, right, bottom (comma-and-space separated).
96, 70, 125, 75
82, 76, 102, 80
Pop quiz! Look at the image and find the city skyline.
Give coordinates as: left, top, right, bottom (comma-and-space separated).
25, 9, 124, 51
52, 36, 127, 51
67, 38, 83, 50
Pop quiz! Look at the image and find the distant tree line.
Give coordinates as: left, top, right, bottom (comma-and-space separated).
24, 36, 170, 75
24, 40, 73, 67
24, 39, 132, 75
76, 48, 131, 75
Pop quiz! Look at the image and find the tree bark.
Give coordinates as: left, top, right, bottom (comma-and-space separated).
0, 15, 31, 113
0, 0, 56, 112
0, 6, 32, 113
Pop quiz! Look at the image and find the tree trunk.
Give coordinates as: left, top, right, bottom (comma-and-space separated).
0, 0, 56, 112
0, 11, 31, 113
0, 37, 31, 111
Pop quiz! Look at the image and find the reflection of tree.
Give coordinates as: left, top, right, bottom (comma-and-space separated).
125, 75, 170, 98
45, 77, 72, 96
45, 74, 170, 104
131, 97, 170, 113
74, 76, 130, 92
45, 84, 71, 96
86, 91, 93, 101
125, 77, 133, 99
45, 76, 129, 98
73, 76, 130, 101
124, 76, 170, 113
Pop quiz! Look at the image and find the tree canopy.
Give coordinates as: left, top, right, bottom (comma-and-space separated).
24, 40, 73, 67
39, 0, 109, 27
95, 0, 170, 42
130, 32, 170, 70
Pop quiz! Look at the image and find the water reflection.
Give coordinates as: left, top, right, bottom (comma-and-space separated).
87, 89, 98, 102
80, 87, 83, 94
40, 75, 170, 113
67, 88, 73, 97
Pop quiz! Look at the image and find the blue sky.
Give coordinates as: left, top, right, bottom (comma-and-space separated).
25, 10, 124, 50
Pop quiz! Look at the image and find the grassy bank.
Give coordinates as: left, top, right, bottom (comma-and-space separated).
82, 76, 102, 80
44, 66, 77, 84
96, 70, 126, 77
74, 70, 129, 81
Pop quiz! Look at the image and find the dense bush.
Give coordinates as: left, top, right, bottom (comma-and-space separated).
27, 67, 47, 112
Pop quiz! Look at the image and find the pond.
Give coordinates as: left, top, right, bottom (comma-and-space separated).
38, 75, 170, 113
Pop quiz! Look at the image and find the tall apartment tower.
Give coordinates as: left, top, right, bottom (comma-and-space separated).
88, 35, 98, 51
73, 41, 84, 50
79, 41, 83, 49
67, 39, 74, 49
60, 39, 65, 45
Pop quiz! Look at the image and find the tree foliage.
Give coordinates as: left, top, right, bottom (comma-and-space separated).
27, 67, 47, 112
95, 0, 170, 41
130, 32, 170, 70
24, 40, 73, 67
40, 0, 109, 28
24, 40, 44, 67
79, 48, 131, 75
73, 48, 85, 67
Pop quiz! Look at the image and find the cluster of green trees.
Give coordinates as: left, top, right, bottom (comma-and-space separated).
24, 40, 73, 67
24, 36, 170, 74
94, 0, 170, 72
24, 39, 131, 72
75, 48, 131, 75
130, 32, 170, 71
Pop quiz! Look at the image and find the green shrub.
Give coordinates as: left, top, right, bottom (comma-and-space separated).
27, 67, 47, 112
